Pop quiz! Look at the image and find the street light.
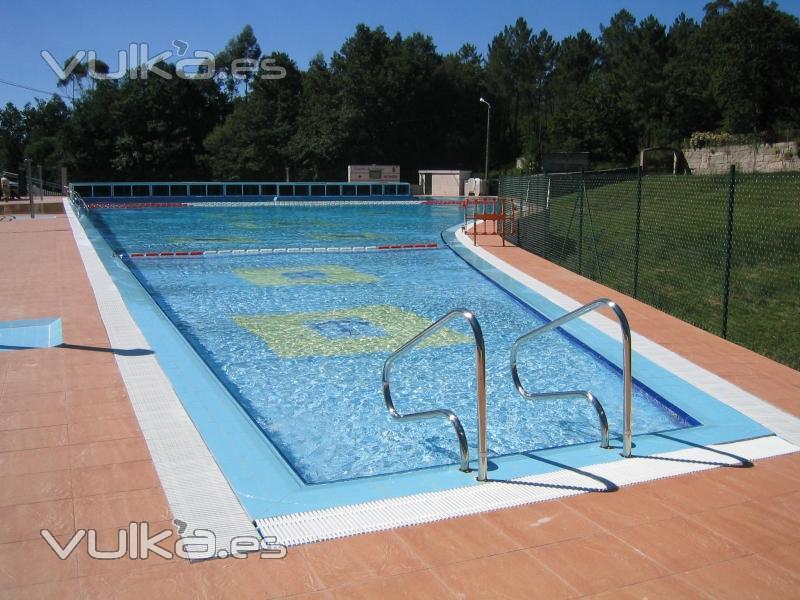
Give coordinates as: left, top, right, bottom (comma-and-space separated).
479, 97, 491, 182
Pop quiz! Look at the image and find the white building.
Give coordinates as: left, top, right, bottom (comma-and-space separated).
347, 165, 400, 182
417, 170, 472, 196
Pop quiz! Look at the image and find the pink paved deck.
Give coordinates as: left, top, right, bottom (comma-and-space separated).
0, 216, 798, 598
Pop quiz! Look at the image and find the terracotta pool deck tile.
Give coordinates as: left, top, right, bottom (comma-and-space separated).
64, 364, 125, 392
68, 436, 151, 469
0, 578, 82, 600
561, 484, 678, 530
686, 500, 800, 554
431, 549, 579, 598
611, 515, 748, 573
64, 384, 130, 407
0, 424, 69, 452
1, 372, 66, 398
300, 530, 426, 587
0, 445, 71, 476
67, 415, 142, 444
759, 541, 800, 578
66, 397, 135, 423
192, 551, 321, 599
0, 536, 78, 590
704, 459, 800, 500
0, 408, 68, 432
0, 498, 75, 544
639, 468, 753, 514
70, 459, 160, 497
751, 491, 800, 529
394, 514, 519, 568
679, 553, 800, 597
73, 520, 178, 579
529, 532, 669, 595
480, 499, 603, 549
0, 469, 72, 507
326, 568, 455, 600
61, 348, 121, 369
0, 391, 67, 415
72, 487, 171, 531
586, 574, 713, 599
78, 562, 199, 600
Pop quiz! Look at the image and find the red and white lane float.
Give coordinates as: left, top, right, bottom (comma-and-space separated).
123, 242, 439, 260
87, 202, 189, 209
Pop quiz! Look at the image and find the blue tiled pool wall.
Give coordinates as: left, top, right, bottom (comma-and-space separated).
0, 317, 63, 351
72, 180, 413, 202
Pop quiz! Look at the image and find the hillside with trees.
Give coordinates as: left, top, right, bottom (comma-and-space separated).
1, 0, 798, 181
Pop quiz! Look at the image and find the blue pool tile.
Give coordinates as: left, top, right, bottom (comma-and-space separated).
0, 317, 63, 351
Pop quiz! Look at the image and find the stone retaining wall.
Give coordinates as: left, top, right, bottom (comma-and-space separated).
684, 141, 800, 174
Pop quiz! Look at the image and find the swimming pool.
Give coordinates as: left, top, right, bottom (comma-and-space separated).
89, 204, 693, 483
78, 201, 774, 522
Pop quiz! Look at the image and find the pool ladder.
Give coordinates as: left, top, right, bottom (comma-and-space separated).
511, 298, 633, 458
382, 309, 488, 481
381, 299, 633, 483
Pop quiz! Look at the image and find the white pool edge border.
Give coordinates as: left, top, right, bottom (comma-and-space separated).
256, 435, 797, 546
63, 200, 256, 558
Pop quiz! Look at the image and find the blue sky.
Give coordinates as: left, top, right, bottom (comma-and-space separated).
2, 0, 799, 108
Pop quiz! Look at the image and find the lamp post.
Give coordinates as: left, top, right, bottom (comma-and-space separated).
479, 97, 491, 182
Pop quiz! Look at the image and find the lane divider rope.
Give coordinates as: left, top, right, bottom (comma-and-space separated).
122, 242, 439, 259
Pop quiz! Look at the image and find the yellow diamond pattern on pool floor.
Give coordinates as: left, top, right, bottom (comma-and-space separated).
233, 305, 471, 358
235, 265, 378, 286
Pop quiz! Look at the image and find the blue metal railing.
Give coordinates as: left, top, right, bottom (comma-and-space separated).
71, 180, 412, 201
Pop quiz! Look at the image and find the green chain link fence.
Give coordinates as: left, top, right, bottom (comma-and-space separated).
499, 167, 800, 369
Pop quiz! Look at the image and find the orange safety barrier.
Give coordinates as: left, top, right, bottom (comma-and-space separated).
462, 196, 516, 246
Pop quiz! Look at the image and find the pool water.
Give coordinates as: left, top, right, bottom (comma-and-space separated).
92, 204, 691, 484
91, 204, 461, 253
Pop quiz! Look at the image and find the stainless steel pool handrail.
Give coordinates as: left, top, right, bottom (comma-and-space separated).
382, 308, 488, 481
68, 186, 89, 216
510, 298, 632, 457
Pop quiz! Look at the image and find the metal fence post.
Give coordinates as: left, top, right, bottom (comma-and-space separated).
721, 164, 736, 339
37, 164, 43, 204
25, 159, 34, 219
633, 166, 643, 298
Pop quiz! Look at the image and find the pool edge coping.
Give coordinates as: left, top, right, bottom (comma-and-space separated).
63, 199, 257, 558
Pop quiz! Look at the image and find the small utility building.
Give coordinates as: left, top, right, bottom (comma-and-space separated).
418, 170, 472, 196
347, 165, 400, 182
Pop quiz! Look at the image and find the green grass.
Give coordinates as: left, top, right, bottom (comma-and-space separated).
508, 172, 800, 369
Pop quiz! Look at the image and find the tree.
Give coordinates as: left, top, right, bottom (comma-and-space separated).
704, 0, 800, 133
57, 54, 87, 102
205, 53, 301, 179
5, 11, 800, 180
664, 14, 718, 140
548, 31, 601, 152
290, 54, 348, 179
16, 97, 70, 179
214, 25, 262, 98
0, 103, 25, 172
